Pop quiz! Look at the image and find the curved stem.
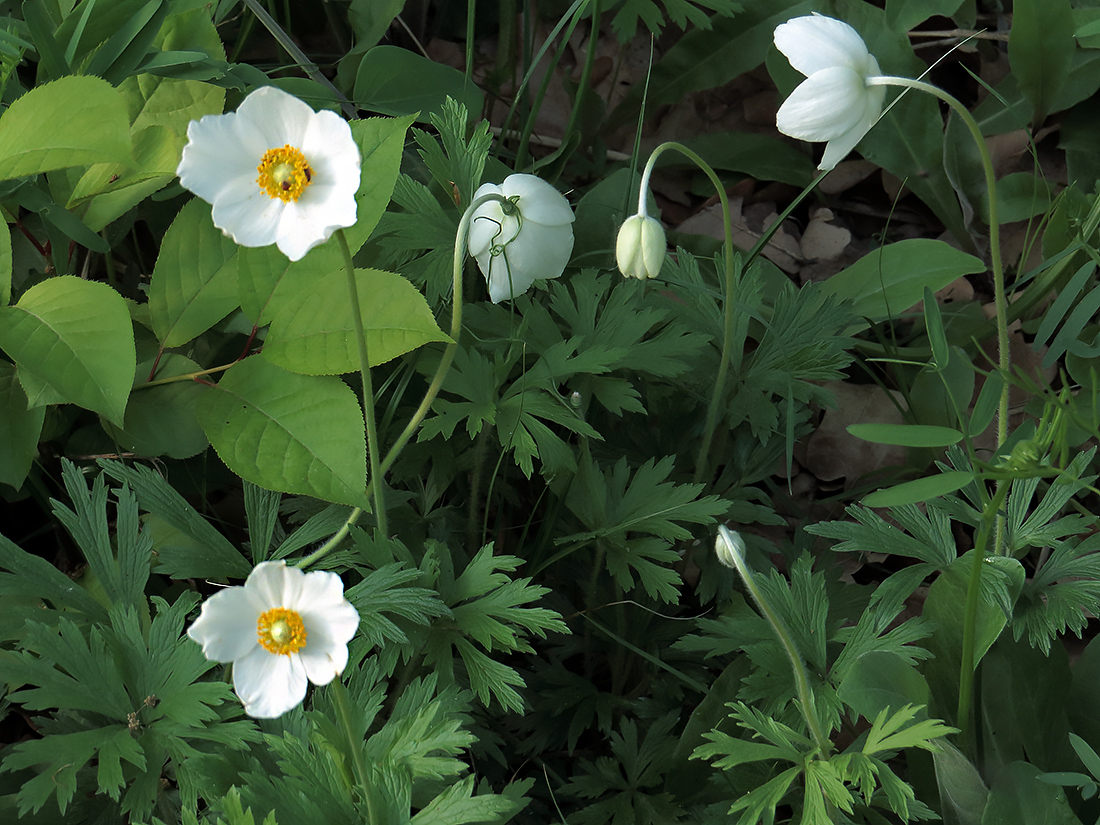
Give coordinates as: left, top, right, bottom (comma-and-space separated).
297, 507, 362, 570
717, 527, 831, 757
338, 230, 388, 538
634, 143, 738, 485
378, 193, 512, 477
868, 77, 1009, 474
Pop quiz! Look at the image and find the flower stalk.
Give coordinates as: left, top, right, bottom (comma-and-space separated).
717, 527, 831, 757
337, 229, 387, 539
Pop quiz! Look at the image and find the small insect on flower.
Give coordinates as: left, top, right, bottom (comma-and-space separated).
176, 86, 361, 262
187, 561, 360, 718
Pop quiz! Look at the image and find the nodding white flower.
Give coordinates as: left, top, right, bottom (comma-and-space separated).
177, 86, 361, 262
468, 174, 575, 303
616, 213, 666, 280
773, 14, 886, 171
715, 526, 747, 570
187, 561, 359, 719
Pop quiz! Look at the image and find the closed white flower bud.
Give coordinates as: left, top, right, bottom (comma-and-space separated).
715, 526, 746, 570
616, 213, 666, 280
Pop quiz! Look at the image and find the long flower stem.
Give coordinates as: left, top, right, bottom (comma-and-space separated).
717, 527, 831, 757
338, 230, 387, 538
378, 193, 512, 477
634, 143, 737, 485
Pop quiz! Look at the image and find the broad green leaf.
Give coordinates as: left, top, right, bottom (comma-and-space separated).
819, 239, 985, 330
0, 276, 135, 425
348, 0, 407, 52
0, 75, 132, 180
237, 242, 343, 327
0, 362, 44, 488
678, 131, 814, 187
1009, 0, 1075, 125
838, 650, 931, 724
0, 219, 10, 305
264, 268, 450, 375
107, 353, 209, 459
196, 357, 369, 508
344, 114, 416, 253
886, 0, 965, 32
933, 741, 989, 825
862, 471, 973, 508
981, 761, 1080, 825
848, 424, 964, 448
354, 45, 482, 121
149, 199, 240, 348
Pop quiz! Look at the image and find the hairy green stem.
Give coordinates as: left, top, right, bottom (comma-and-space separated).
338, 230, 387, 538
635, 143, 736, 485
717, 527, 831, 756
956, 480, 1011, 749
377, 193, 510, 477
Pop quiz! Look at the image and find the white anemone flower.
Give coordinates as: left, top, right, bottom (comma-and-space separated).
468, 174, 575, 303
177, 86, 361, 262
616, 212, 666, 280
187, 560, 359, 718
773, 14, 886, 171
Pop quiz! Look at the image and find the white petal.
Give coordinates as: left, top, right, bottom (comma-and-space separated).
468, 203, 510, 258
298, 602, 358, 685
246, 561, 305, 608
817, 84, 885, 171
176, 112, 261, 206
299, 109, 362, 198
776, 67, 869, 142
236, 86, 314, 150
186, 585, 263, 663
232, 646, 308, 718
210, 188, 283, 248
272, 192, 356, 261
502, 174, 575, 226
774, 15, 871, 77
505, 221, 573, 285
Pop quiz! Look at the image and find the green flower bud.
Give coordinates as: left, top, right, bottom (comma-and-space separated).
616, 213, 666, 279
715, 526, 746, 570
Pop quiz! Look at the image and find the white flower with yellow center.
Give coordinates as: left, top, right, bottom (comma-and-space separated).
187, 560, 359, 718
468, 174, 575, 303
773, 14, 887, 171
176, 86, 361, 262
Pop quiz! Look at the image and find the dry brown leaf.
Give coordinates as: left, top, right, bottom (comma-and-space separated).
801, 208, 850, 261
803, 382, 908, 486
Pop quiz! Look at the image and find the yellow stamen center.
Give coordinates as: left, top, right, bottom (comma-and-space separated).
257, 144, 313, 203
257, 607, 307, 655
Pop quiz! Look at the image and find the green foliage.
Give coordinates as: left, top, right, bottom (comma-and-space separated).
608, 0, 742, 41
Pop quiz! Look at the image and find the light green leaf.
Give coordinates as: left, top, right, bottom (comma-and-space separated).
838, 650, 932, 724
862, 471, 974, 509
264, 268, 450, 375
0, 362, 44, 488
1010, 0, 1075, 124
149, 199, 240, 348
196, 357, 369, 508
886, 0, 965, 31
0, 75, 132, 180
848, 423, 964, 448
344, 114, 416, 253
237, 242, 343, 327
0, 276, 135, 425
819, 239, 985, 331
0, 219, 10, 305
108, 353, 209, 459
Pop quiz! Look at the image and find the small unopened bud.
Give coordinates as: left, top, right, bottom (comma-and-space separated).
715, 526, 746, 569
616, 213, 666, 279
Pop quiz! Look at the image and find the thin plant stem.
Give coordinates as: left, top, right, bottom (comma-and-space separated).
338, 229, 387, 538
297, 507, 362, 570
717, 527, 831, 756
465, 0, 475, 81
378, 192, 511, 477
633, 142, 736, 485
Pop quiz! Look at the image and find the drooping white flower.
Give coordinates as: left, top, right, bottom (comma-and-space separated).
468, 174, 575, 303
177, 86, 361, 262
773, 14, 886, 171
187, 560, 359, 718
616, 212, 666, 280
